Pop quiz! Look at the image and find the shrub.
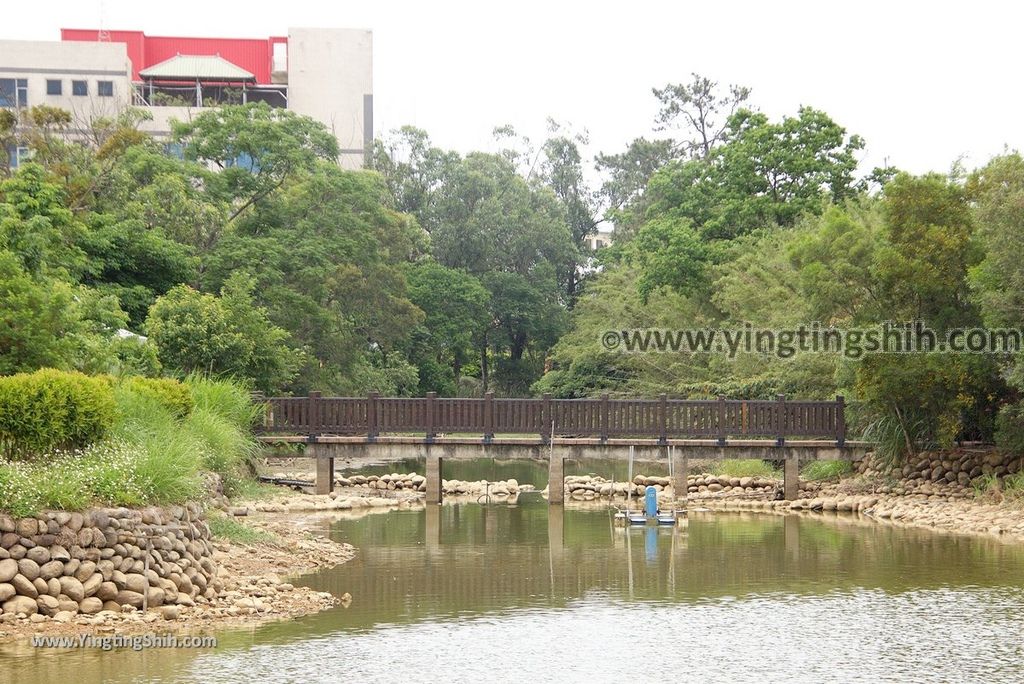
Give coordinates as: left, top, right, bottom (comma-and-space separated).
0, 369, 115, 459
123, 376, 193, 418
995, 402, 1024, 456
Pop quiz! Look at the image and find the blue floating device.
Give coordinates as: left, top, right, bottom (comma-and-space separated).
645, 485, 658, 518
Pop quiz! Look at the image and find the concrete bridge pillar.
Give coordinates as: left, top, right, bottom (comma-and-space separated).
547, 451, 564, 504
312, 443, 334, 495
425, 503, 441, 550
784, 452, 799, 501
547, 504, 564, 556
670, 447, 689, 504
425, 449, 443, 504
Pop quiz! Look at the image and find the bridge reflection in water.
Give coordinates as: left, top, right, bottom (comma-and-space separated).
287, 498, 1024, 634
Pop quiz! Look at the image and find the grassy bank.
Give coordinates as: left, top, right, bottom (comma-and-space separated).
0, 370, 261, 516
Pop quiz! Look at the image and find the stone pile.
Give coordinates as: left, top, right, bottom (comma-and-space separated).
895, 451, 1020, 489
441, 479, 523, 497
336, 473, 427, 492
0, 504, 219, 622
556, 473, 814, 500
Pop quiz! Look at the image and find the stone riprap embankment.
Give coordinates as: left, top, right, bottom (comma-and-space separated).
546, 474, 818, 501
0, 505, 217, 622
858, 449, 1020, 498
0, 507, 353, 641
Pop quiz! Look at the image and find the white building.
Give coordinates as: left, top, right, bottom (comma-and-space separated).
0, 27, 372, 169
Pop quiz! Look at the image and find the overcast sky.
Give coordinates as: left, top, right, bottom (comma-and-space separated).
7, 0, 1023, 178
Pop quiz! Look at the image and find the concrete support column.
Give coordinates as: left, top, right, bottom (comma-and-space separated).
784, 452, 799, 501
425, 450, 443, 504
425, 503, 441, 550
547, 503, 564, 556
313, 444, 334, 495
784, 514, 800, 561
547, 450, 564, 504
670, 447, 689, 504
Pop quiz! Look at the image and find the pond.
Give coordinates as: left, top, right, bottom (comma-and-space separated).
6, 496, 1024, 683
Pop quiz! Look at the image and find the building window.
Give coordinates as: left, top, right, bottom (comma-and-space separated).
72, 80, 88, 97
7, 146, 31, 169
97, 81, 113, 97
0, 78, 27, 107
46, 80, 62, 96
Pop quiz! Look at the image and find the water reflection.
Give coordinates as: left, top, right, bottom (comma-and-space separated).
8, 499, 1024, 684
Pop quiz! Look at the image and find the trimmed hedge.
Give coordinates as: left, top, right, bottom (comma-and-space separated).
0, 369, 116, 459
123, 376, 194, 418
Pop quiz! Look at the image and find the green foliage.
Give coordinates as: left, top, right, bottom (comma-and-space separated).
713, 459, 780, 479
641, 106, 863, 241
145, 274, 302, 393
0, 369, 115, 459
995, 402, 1024, 456
172, 103, 339, 222
206, 513, 277, 545
627, 216, 710, 300
405, 260, 490, 393
801, 460, 853, 481
123, 376, 193, 418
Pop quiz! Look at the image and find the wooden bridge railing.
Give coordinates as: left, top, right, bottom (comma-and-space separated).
257, 393, 847, 445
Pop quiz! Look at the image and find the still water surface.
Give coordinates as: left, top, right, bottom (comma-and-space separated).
6, 496, 1024, 683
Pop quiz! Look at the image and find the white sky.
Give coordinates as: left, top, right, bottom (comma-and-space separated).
7, 0, 1024, 178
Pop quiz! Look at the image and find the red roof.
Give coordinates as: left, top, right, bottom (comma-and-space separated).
60, 28, 287, 84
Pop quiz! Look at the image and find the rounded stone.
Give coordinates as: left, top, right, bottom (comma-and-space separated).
115, 590, 145, 608
82, 574, 103, 597
17, 558, 40, 581
49, 545, 71, 562
15, 519, 38, 538
124, 574, 148, 594
95, 582, 118, 601
57, 597, 78, 613
38, 560, 64, 581
0, 559, 16, 583
11, 574, 37, 598
0, 583, 14, 601
58, 576, 85, 602
36, 595, 59, 616
79, 597, 103, 614
45, 578, 60, 598
3, 595, 38, 616
74, 560, 96, 583
25, 546, 50, 565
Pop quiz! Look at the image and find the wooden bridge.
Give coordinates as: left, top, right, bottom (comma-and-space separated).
256, 392, 868, 502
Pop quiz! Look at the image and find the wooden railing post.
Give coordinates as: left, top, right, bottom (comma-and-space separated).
308, 391, 321, 439
541, 393, 552, 442
425, 391, 437, 442
776, 393, 786, 446
483, 391, 494, 443
367, 391, 379, 441
599, 393, 609, 443
717, 395, 727, 445
836, 395, 846, 446
658, 393, 668, 445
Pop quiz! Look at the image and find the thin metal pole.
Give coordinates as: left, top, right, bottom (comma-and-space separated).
627, 445, 634, 506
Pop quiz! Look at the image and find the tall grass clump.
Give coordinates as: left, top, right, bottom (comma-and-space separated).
110, 384, 205, 503
184, 374, 263, 495
801, 460, 853, 481
713, 459, 781, 479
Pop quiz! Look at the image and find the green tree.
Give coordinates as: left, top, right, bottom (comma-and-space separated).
405, 261, 490, 393
145, 273, 301, 392
172, 103, 339, 222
